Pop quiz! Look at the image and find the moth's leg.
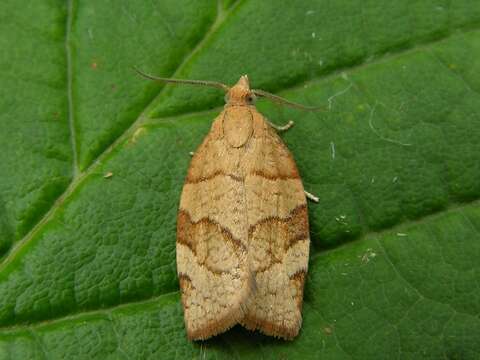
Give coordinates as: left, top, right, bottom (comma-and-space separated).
304, 190, 319, 203
267, 119, 294, 132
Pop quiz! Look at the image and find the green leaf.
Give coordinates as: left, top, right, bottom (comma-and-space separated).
1, 0, 480, 358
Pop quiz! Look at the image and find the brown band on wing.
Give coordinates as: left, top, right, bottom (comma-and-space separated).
248, 204, 309, 251
289, 269, 307, 281
186, 170, 244, 184
284, 205, 309, 249
177, 210, 198, 255
249, 169, 300, 181
178, 273, 194, 288
178, 273, 195, 309
290, 270, 306, 311
177, 209, 247, 254
248, 205, 309, 273
177, 214, 243, 276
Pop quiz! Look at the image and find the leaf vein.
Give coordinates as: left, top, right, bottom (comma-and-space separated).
65, 0, 78, 177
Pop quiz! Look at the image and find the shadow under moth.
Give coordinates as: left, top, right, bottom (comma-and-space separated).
136, 69, 319, 340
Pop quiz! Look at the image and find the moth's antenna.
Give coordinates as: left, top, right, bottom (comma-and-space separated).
252, 89, 324, 111
133, 67, 230, 92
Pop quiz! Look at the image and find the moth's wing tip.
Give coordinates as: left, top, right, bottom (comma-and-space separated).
241, 315, 302, 340
185, 309, 245, 341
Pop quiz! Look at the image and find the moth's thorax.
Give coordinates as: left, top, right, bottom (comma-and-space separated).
222, 106, 254, 148
225, 75, 254, 106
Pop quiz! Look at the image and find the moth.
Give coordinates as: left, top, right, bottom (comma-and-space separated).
136, 69, 319, 340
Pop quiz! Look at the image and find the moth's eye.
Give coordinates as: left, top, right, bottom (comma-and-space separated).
246, 94, 255, 104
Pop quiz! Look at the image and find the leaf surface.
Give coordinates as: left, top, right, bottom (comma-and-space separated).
1, 0, 480, 359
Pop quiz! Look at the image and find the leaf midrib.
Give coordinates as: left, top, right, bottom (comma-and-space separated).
0, 290, 178, 334
66, 0, 78, 177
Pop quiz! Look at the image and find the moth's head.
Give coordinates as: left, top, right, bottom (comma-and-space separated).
225, 75, 256, 106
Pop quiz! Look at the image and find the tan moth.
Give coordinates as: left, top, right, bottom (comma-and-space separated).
136, 69, 319, 340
